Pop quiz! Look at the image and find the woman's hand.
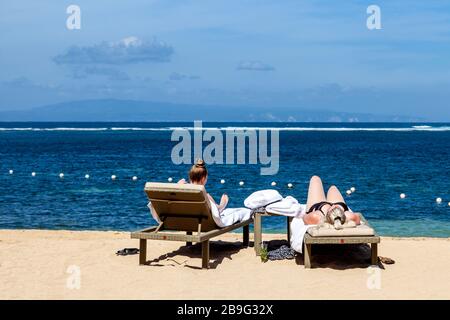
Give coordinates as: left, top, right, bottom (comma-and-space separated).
344, 211, 361, 225
177, 178, 187, 184
218, 193, 229, 212
221, 193, 229, 206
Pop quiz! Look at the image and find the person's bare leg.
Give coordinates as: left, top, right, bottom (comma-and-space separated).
327, 185, 360, 225
303, 176, 327, 225
306, 176, 327, 211
326, 185, 345, 203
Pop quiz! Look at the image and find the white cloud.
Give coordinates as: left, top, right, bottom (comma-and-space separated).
236, 61, 275, 71
53, 37, 174, 65
169, 72, 200, 81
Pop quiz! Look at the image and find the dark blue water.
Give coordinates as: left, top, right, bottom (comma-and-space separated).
0, 122, 449, 237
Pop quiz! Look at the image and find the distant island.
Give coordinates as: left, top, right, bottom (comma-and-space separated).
0, 99, 423, 122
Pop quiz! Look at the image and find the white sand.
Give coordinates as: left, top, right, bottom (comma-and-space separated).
0, 229, 449, 299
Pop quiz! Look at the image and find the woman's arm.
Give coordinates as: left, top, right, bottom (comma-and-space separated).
303, 211, 323, 225
344, 211, 361, 225
207, 193, 229, 213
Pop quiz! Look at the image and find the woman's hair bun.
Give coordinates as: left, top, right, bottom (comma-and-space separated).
195, 159, 205, 168
189, 159, 208, 183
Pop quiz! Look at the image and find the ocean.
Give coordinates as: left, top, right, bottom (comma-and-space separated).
0, 122, 449, 237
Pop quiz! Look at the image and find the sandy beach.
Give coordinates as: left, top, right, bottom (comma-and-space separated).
0, 229, 448, 300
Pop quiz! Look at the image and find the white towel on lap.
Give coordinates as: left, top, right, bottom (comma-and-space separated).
210, 201, 252, 228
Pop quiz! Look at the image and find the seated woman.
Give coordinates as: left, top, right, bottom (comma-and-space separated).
178, 159, 229, 213
303, 175, 361, 225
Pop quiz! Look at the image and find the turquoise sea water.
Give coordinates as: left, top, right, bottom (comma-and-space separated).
0, 122, 449, 237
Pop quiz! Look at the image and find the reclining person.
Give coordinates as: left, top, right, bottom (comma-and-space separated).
303, 175, 361, 226
177, 160, 250, 227
178, 159, 229, 213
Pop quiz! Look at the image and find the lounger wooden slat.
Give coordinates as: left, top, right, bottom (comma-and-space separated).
131, 219, 251, 242
131, 182, 252, 269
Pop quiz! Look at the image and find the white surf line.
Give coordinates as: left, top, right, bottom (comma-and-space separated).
1, 126, 450, 132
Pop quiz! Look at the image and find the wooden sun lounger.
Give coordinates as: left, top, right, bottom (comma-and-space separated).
131, 182, 252, 269
303, 215, 380, 268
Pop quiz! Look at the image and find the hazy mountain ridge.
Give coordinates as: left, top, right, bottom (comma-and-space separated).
0, 99, 424, 122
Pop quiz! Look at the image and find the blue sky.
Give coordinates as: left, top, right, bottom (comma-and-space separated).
1, 0, 450, 120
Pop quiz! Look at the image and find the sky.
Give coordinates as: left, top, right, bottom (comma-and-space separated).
1, 0, 450, 120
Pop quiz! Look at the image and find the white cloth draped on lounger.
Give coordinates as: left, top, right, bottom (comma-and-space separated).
244, 189, 283, 209
244, 189, 306, 218
147, 201, 251, 229
290, 218, 315, 254
266, 196, 306, 218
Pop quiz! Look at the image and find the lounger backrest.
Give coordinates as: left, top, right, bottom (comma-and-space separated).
144, 182, 218, 232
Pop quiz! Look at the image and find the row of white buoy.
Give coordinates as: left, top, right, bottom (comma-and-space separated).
436, 197, 449, 206
346, 186, 356, 195
5, 170, 450, 204
9, 170, 138, 181
6, 170, 294, 187
399, 193, 449, 205
238, 181, 291, 188
345, 187, 449, 206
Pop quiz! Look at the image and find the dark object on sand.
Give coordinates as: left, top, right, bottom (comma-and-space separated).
379, 256, 395, 264
267, 245, 296, 261
116, 248, 140, 256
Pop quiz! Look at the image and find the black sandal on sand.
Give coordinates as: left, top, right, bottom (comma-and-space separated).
116, 248, 139, 256
378, 256, 395, 264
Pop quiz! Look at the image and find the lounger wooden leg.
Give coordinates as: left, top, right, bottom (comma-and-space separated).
139, 239, 147, 265
371, 243, 378, 265
304, 243, 312, 268
243, 225, 249, 247
202, 240, 210, 269
186, 231, 192, 246
254, 214, 262, 256
287, 217, 291, 243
